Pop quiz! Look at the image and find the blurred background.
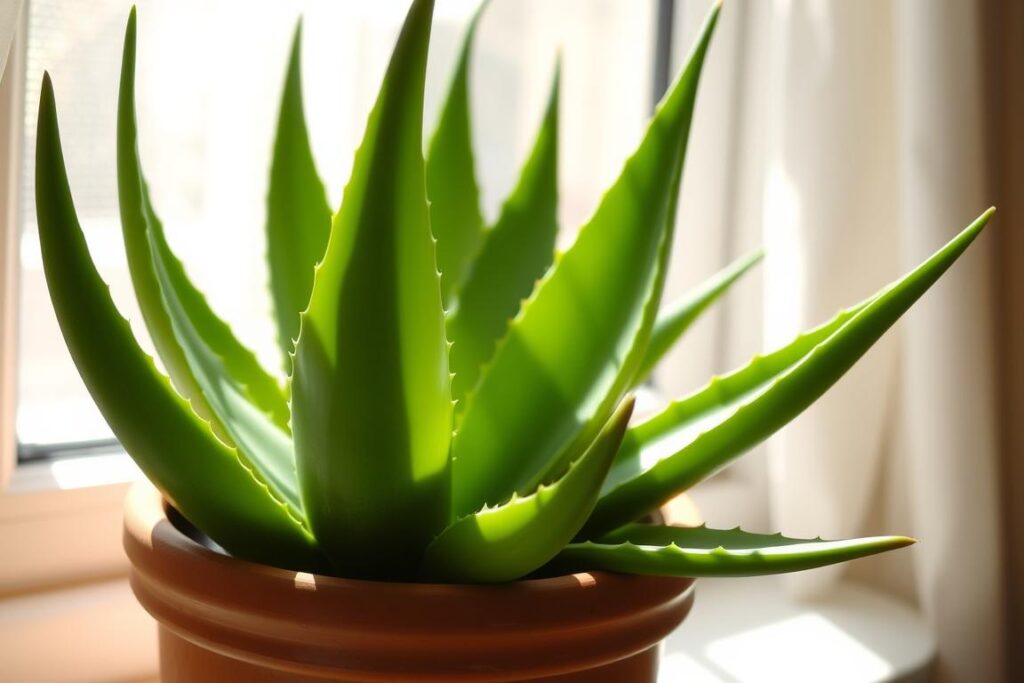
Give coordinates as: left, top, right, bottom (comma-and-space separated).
0, 0, 1021, 681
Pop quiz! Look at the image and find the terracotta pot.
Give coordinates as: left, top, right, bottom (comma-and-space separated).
123, 482, 696, 682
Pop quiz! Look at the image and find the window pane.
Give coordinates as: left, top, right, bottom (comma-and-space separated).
15, 0, 655, 450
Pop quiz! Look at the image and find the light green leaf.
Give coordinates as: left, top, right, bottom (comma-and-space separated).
426, 0, 488, 305
117, 10, 289, 432
35, 71, 322, 571
633, 249, 763, 385
551, 524, 914, 577
606, 295, 876, 491
266, 20, 332, 364
419, 397, 633, 583
584, 209, 994, 537
447, 63, 560, 409
292, 0, 451, 580
147, 228, 301, 512
450, 3, 722, 518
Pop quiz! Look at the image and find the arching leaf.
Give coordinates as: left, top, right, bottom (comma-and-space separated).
584, 209, 994, 537
36, 72, 321, 570
148, 228, 301, 512
550, 524, 914, 577
117, 10, 289, 432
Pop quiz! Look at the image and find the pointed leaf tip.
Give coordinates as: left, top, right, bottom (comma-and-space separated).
421, 397, 634, 583
587, 209, 994, 536
292, 0, 449, 579
451, 2, 721, 517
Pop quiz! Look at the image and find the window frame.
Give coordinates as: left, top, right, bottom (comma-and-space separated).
0, 7, 137, 598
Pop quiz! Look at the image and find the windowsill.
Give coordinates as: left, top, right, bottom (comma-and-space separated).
661, 576, 935, 682
6, 450, 139, 495
0, 451, 142, 596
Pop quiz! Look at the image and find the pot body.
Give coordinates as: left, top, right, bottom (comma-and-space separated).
123, 483, 695, 682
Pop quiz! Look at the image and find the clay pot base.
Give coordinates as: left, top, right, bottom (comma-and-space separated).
124, 482, 695, 682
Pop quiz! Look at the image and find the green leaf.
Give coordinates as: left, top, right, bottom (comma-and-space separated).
426, 0, 489, 306
606, 295, 876, 491
35, 71, 322, 571
117, 10, 289, 433
450, 3, 722, 519
266, 20, 332, 364
549, 524, 914, 578
633, 249, 763, 385
583, 209, 995, 537
147, 228, 301, 512
420, 397, 634, 583
447, 63, 560, 409
292, 0, 451, 579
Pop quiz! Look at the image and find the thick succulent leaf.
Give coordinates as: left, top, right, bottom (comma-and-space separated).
292, 0, 451, 579
584, 209, 994, 537
447, 64, 560, 409
633, 249, 763, 385
147, 229, 301, 512
549, 524, 914, 577
117, 10, 289, 432
419, 397, 633, 584
36, 72, 322, 571
450, 3, 721, 518
606, 295, 877, 490
426, 0, 488, 305
266, 21, 332, 363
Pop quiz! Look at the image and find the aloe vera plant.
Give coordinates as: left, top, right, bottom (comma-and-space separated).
35, 0, 992, 584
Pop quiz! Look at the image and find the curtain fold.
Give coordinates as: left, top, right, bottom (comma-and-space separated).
745, 1, 1006, 680
0, 0, 23, 81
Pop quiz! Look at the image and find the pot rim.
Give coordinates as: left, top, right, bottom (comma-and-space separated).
123, 480, 696, 681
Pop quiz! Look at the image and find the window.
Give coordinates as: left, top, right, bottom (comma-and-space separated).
12, 0, 659, 456
0, 1, 762, 678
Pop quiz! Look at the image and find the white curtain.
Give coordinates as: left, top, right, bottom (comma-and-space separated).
740, 1, 1005, 681
0, 0, 22, 81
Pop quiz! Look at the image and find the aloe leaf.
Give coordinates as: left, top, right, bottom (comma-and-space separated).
605, 295, 877, 490
420, 397, 634, 583
633, 249, 763, 385
450, 3, 721, 518
426, 0, 488, 305
550, 524, 914, 577
35, 72, 322, 571
292, 0, 451, 579
266, 20, 332, 364
117, 10, 289, 432
584, 209, 994, 537
447, 63, 560, 409
147, 228, 301, 512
